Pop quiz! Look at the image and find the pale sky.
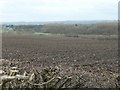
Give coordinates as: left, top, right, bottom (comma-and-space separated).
0, 0, 119, 22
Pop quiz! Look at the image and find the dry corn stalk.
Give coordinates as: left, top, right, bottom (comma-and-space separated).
0, 65, 76, 89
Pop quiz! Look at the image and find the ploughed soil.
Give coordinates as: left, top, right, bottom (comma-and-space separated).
2, 34, 118, 88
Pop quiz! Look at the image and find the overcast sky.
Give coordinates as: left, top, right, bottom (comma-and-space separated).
0, 0, 119, 22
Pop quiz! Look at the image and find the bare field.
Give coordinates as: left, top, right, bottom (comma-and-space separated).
2, 35, 118, 88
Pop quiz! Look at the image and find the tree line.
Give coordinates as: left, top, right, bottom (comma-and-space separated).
2, 22, 118, 35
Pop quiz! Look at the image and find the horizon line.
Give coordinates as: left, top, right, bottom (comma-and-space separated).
1, 20, 117, 23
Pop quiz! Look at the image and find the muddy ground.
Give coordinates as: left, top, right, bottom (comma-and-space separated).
2, 35, 118, 88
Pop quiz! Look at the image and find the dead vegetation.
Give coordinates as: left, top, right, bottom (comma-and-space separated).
0, 59, 119, 89
0, 59, 84, 89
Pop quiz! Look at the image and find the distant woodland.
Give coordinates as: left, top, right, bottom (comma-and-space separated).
2, 22, 118, 36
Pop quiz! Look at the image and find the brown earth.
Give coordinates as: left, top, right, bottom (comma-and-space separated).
2, 34, 119, 88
